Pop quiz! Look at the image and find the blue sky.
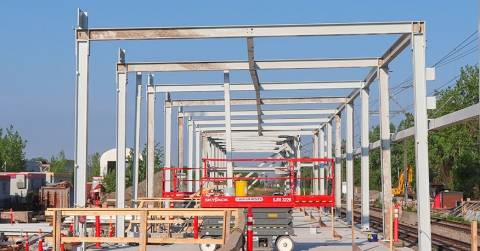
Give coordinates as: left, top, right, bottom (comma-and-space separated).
0, 1, 478, 164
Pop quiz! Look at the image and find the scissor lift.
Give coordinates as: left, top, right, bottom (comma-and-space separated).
196, 157, 335, 251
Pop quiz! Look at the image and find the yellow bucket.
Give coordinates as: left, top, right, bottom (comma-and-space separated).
235, 181, 248, 196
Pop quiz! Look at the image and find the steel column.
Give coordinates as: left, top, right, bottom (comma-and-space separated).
319, 127, 325, 195
178, 108, 184, 168
74, 21, 89, 250
188, 118, 194, 192
313, 132, 319, 195
346, 102, 354, 224
164, 97, 172, 191
412, 32, 431, 251
132, 72, 142, 208
327, 121, 333, 174
115, 53, 127, 236
378, 66, 392, 238
74, 32, 88, 217
295, 136, 301, 195
202, 135, 208, 183
334, 114, 342, 217
224, 71, 234, 187
146, 74, 155, 197
195, 126, 201, 191
361, 87, 370, 231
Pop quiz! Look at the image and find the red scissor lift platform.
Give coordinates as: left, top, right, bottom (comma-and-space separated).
161, 158, 335, 251
199, 157, 335, 208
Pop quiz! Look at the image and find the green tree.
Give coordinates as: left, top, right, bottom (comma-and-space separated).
103, 142, 164, 193
427, 65, 479, 198
368, 125, 382, 191
0, 125, 27, 172
50, 150, 73, 173
88, 152, 101, 180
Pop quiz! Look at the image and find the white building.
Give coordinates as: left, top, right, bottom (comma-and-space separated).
99, 148, 135, 176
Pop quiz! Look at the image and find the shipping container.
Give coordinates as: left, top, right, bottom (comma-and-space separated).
440, 191, 463, 208
39, 186, 71, 209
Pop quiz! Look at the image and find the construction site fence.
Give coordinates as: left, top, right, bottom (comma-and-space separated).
449, 200, 480, 221
45, 207, 245, 251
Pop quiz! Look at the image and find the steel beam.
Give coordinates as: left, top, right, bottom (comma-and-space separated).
178, 108, 184, 168
199, 125, 321, 131
195, 126, 201, 191
78, 22, 422, 41
334, 33, 412, 117
123, 58, 380, 73
327, 121, 333, 175
211, 137, 287, 141
115, 49, 127, 237
188, 118, 194, 192
193, 118, 329, 125
361, 87, 370, 231
319, 127, 325, 195
224, 71, 234, 187
202, 135, 208, 180
334, 114, 341, 217
346, 102, 354, 224
204, 131, 314, 137
428, 103, 480, 131
171, 97, 347, 107
378, 66, 392, 238
247, 38, 263, 136
183, 108, 337, 117
74, 32, 88, 205
379, 34, 411, 67
74, 12, 89, 247
146, 74, 155, 198
147, 81, 363, 92
412, 32, 431, 251
295, 136, 301, 195
352, 103, 480, 156
164, 97, 172, 191
132, 72, 142, 209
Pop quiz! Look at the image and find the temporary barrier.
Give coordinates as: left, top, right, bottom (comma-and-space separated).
95, 200, 101, 247
246, 207, 253, 251
394, 203, 399, 242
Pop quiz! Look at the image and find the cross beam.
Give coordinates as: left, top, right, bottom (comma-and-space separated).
247, 37, 262, 136
117, 58, 380, 72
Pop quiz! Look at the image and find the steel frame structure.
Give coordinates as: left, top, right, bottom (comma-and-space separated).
74, 9, 435, 250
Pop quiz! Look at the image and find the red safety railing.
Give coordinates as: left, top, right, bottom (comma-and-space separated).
199, 157, 335, 208
161, 167, 203, 199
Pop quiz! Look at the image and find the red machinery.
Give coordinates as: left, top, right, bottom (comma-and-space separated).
199, 157, 335, 208
161, 167, 202, 199
161, 158, 335, 208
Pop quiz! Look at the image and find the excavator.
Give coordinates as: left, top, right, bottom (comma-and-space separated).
392, 165, 413, 197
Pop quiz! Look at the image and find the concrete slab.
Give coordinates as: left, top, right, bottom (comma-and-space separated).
84, 208, 416, 251
290, 209, 414, 251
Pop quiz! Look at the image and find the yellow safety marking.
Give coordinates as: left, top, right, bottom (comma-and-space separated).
268, 214, 278, 217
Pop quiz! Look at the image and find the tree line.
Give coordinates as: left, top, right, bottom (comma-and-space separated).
352, 65, 479, 199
